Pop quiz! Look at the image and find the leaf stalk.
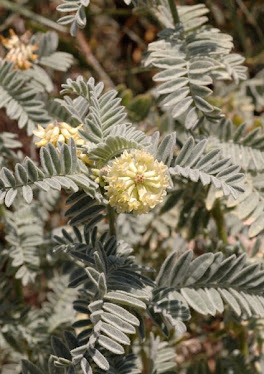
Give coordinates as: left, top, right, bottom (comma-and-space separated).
168, 0, 180, 26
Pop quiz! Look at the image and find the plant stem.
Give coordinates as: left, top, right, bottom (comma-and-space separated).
236, 0, 263, 42
0, 0, 67, 33
14, 279, 23, 301
212, 199, 228, 245
107, 205, 117, 237
168, 0, 180, 26
224, 0, 248, 54
76, 30, 114, 89
0, 204, 5, 218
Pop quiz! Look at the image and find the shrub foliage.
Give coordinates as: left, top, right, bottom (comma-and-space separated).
0, 1, 263, 374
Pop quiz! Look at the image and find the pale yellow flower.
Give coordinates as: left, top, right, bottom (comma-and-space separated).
0, 29, 38, 70
104, 150, 169, 214
33, 122, 92, 165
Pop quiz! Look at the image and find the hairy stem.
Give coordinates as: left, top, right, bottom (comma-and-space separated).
212, 199, 228, 245
107, 205, 117, 237
168, 0, 180, 25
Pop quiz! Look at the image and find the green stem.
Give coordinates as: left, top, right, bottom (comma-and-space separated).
0, 204, 5, 218
212, 199, 228, 245
168, 0, 180, 26
0, 0, 67, 32
107, 205, 117, 237
14, 279, 23, 301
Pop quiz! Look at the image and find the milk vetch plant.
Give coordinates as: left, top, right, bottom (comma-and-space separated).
0, 1, 264, 374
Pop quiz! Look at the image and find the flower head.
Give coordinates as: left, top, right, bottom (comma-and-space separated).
0, 29, 38, 70
33, 122, 91, 165
104, 149, 169, 214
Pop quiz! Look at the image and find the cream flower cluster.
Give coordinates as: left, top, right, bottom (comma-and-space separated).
0, 29, 38, 70
33, 122, 91, 165
104, 149, 169, 214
